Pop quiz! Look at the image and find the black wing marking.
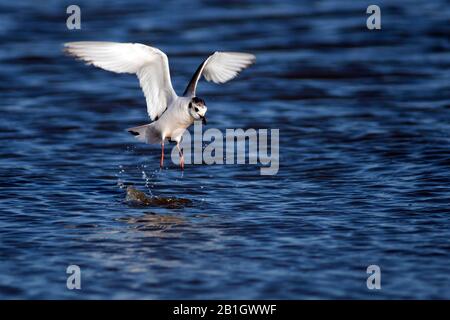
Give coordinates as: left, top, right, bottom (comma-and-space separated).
183, 60, 206, 97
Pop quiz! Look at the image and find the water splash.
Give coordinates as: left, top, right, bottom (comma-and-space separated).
125, 186, 192, 209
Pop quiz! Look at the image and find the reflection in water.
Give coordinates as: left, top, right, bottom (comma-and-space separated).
117, 212, 186, 238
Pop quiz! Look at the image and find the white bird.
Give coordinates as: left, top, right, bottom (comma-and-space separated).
64, 41, 255, 170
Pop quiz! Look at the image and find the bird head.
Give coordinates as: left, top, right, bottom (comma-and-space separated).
188, 97, 207, 125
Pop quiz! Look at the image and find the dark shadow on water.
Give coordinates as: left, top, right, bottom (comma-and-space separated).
117, 212, 187, 238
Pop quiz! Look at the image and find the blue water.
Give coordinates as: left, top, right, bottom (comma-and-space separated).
1, 0, 449, 299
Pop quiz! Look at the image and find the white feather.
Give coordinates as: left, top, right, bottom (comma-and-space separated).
203, 52, 256, 83
183, 51, 255, 96
64, 41, 177, 121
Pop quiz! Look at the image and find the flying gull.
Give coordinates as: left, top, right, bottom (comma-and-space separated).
64, 41, 255, 170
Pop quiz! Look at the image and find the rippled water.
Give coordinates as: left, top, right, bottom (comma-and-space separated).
1, 0, 449, 299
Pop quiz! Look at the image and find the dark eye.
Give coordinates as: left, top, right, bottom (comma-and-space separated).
194, 107, 199, 112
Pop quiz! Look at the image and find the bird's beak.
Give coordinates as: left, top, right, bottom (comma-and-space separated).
201, 116, 207, 125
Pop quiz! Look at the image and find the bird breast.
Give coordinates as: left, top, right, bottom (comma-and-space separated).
157, 98, 194, 140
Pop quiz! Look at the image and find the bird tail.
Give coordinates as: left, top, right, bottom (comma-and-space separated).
127, 123, 162, 144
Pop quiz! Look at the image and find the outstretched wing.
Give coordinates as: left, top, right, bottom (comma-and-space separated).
183, 51, 256, 97
64, 41, 177, 121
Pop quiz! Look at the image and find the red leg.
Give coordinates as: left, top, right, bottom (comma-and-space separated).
160, 142, 164, 169
177, 144, 184, 171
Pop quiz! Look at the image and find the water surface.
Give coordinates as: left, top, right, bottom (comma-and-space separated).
0, 0, 449, 299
